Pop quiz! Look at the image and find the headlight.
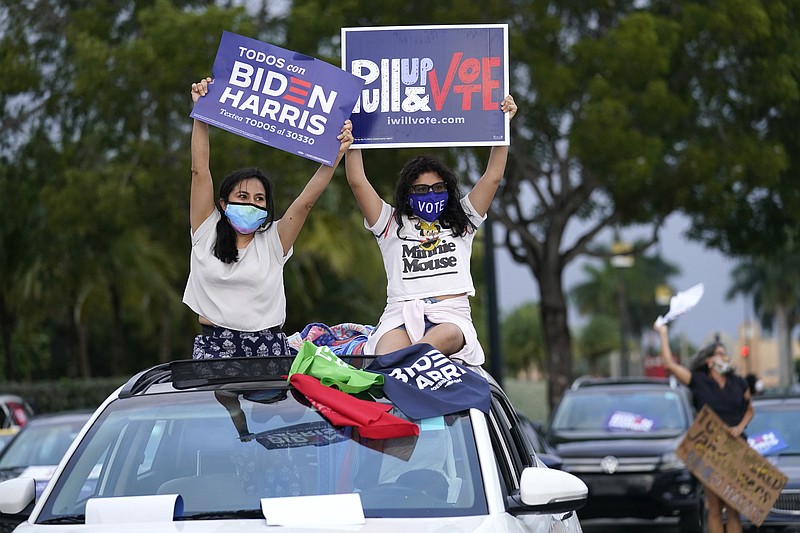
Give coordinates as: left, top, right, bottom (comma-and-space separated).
659, 451, 686, 471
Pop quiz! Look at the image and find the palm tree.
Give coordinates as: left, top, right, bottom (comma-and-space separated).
727, 251, 800, 388
571, 246, 680, 374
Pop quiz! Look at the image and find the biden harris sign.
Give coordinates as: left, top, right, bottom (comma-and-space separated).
342, 24, 509, 148
190, 31, 364, 166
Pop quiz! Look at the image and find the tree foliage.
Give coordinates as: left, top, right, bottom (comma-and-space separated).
0, 0, 385, 379
501, 302, 544, 377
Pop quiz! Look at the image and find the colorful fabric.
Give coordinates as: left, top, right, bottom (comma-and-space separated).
289, 342, 383, 394
366, 343, 491, 420
289, 373, 419, 440
287, 322, 374, 356
192, 326, 290, 359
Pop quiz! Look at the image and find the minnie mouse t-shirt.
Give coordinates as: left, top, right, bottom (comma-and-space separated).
366, 196, 485, 303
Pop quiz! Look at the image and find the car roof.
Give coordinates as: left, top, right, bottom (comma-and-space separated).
566, 375, 683, 392
117, 356, 502, 398
751, 394, 800, 408
26, 411, 94, 425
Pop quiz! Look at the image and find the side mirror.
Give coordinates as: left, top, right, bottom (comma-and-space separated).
509, 467, 587, 515
0, 477, 35, 514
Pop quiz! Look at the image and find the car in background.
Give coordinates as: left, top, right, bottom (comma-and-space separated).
517, 412, 563, 470
0, 396, 34, 432
0, 411, 93, 498
0, 431, 17, 454
744, 394, 800, 532
0, 357, 588, 532
546, 376, 704, 533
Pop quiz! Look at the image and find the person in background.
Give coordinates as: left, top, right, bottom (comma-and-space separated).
184, 77, 354, 359
654, 321, 754, 533
344, 95, 517, 366
745, 372, 764, 396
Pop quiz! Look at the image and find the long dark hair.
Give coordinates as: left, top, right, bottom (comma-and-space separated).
688, 342, 725, 373
392, 155, 475, 237
214, 167, 275, 264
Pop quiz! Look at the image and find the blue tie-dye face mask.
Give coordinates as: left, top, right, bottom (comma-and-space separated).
224, 202, 268, 234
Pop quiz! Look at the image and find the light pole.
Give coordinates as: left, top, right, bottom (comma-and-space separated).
611, 239, 634, 377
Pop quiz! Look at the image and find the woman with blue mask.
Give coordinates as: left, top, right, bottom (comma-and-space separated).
344, 95, 517, 365
183, 77, 354, 359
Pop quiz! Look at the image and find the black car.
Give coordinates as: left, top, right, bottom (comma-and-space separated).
517, 412, 563, 470
743, 394, 800, 532
545, 376, 704, 533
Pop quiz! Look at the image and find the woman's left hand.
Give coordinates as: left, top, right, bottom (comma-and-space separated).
728, 424, 744, 438
338, 120, 354, 153
501, 95, 517, 120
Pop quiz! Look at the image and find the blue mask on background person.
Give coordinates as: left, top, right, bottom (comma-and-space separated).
408, 191, 449, 222
224, 202, 268, 234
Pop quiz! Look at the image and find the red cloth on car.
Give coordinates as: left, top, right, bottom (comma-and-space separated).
289, 374, 419, 440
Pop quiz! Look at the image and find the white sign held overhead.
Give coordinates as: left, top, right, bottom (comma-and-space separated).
654, 283, 705, 327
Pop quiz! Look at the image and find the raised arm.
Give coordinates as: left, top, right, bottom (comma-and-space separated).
466, 95, 517, 217
190, 77, 216, 233
277, 120, 354, 255
654, 322, 692, 385
344, 148, 384, 227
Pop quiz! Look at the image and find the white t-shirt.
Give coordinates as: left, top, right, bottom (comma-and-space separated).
182, 210, 292, 332
366, 195, 485, 303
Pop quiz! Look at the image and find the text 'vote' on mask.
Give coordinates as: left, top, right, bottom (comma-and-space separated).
409, 191, 448, 222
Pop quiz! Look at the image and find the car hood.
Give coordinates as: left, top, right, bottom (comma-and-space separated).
552, 435, 684, 457
14, 514, 567, 533
765, 454, 800, 486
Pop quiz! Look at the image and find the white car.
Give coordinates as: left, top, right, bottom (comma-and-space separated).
0, 357, 586, 532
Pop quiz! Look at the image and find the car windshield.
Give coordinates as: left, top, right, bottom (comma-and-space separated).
37, 387, 486, 522
550, 390, 689, 434
746, 402, 800, 456
0, 418, 87, 469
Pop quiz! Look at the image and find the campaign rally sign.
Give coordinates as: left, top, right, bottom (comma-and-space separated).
341, 24, 509, 148
748, 431, 790, 456
191, 31, 364, 166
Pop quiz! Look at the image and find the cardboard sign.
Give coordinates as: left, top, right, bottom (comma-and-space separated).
676, 405, 787, 527
341, 24, 509, 148
191, 31, 364, 166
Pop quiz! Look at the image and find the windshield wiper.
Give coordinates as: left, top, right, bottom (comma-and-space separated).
178, 509, 263, 520
39, 514, 85, 524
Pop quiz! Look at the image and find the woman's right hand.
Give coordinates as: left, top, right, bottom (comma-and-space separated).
191, 77, 213, 103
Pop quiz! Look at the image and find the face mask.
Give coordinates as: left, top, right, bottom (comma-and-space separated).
711, 357, 732, 375
408, 191, 449, 222
224, 202, 268, 234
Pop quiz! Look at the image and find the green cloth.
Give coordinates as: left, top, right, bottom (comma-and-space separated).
289, 341, 384, 393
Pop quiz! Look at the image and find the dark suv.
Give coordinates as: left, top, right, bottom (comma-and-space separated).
545, 376, 704, 532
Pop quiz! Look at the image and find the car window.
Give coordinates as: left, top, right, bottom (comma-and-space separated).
38, 389, 488, 522
486, 392, 536, 496
550, 390, 689, 433
746, 403, 800, 455
0, 419, 86, 467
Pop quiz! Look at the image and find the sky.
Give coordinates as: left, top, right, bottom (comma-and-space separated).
493, 213, 748, 349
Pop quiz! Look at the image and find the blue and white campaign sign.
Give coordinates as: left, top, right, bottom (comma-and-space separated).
191, 31, 364, 166
342, 24, 509, 148
748, 431, 790, 456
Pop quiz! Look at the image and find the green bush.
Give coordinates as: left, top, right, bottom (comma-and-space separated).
1, 378, 126, 414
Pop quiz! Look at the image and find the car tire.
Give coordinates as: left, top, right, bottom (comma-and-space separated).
678, 499, 707, 533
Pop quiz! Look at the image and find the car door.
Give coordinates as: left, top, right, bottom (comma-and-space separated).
486, 388, 582, 533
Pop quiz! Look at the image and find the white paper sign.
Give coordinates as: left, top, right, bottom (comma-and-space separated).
261, 492, 365, 526
655, 283, 704, 327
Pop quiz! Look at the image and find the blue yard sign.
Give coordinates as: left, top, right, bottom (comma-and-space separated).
341, 24, 509, 148
191, 31, 365, 166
